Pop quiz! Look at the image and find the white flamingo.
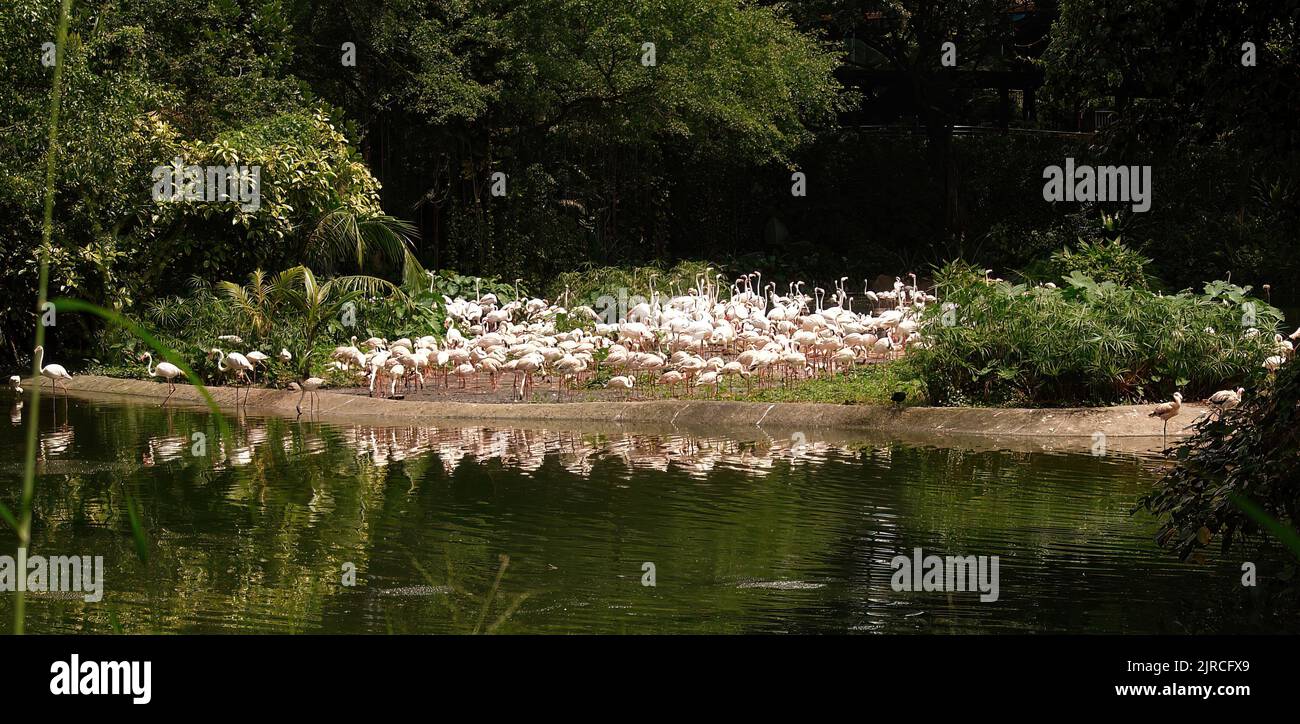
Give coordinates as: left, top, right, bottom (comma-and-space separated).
1205, 387, 1243, 418
211, 349, 254, 406
245, 350, 269, 383
290, 377, 325, 415
605, 375, 635, 400
34, 346, 73, 397
1148, 391, 1183, 447
141, 351, 184, 406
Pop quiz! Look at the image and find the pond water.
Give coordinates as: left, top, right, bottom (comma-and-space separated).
0, 397, 1291, 634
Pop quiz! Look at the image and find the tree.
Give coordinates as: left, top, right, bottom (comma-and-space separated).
1040, 0, 1300, 301
288, 0, 844, 275
218, 265, 400, 374
784, 0, 1027, 242
0, 0, 394, 363
1042, 0, 1300, 157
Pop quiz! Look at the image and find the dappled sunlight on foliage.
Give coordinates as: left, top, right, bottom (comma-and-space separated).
1142, 362, 1300, 564
911, 261, 1283, 406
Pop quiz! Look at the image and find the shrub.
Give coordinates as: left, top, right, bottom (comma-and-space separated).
1050, 234, 1154, 289
1140, 361, 1300, 563
130, 268, 406, 381
911, 260, 1283, 406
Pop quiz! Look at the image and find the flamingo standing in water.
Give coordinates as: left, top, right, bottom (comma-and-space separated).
34, 346, 73, 397
8, 376, 22, 422
141, 351, 184, 406
211, 349, 254, 406
290, 377, 325, 415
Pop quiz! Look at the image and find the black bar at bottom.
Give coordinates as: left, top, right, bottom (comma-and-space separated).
2, 635, 1285, 710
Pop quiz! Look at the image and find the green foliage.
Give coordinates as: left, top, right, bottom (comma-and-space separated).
423, 270, 526, 302
1050, 235, 1154, 289
292, 0, 844, 284
1140, 362, 1300, 563
132, 267, 401, 381
373, 0, 844, 161
143, 110, 392, 280
1042, 0, 1299, 156
548, 260, 721, 308
910, 261, 1283, 406
0, 1, 391, 364
306, 208, 423, 285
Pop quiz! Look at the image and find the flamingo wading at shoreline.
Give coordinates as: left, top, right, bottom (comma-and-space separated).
141, 351, 185, 406
34, 346, 73, 397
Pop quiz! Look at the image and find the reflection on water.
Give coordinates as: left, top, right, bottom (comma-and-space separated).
0, 397, 1293, 634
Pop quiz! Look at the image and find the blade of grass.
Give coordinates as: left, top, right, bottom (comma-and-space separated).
484, 592, 530, 635
14, 0, 73, 637
472, 553, 510, 635
120, 483, 149, 564
1230, 493, 1300, 560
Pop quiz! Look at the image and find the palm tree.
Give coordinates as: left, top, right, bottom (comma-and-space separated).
216, 269, 301, 338
303, 207, 427, 288
278, 266, 402, 374
217, 266, 404, 375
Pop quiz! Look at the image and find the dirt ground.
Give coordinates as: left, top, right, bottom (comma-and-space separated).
333, 375, 678, 404
329, 367, 814, 404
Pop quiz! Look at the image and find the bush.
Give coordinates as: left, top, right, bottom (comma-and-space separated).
128, 268, 408, 382
1050, 234, 1154, 289
911, 260, 1283, 406
1140, 361, 1300, 564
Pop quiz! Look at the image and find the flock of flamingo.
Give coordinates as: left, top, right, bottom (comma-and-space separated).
7, 269, 1298, 431
311, 272, 933, 405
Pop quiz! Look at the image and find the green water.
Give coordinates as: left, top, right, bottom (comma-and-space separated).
0, 397, 1291, 634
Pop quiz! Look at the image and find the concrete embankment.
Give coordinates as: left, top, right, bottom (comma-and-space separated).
36, 375, 1204, 455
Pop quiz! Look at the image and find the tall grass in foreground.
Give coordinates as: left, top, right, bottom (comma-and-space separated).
6, 0, 225, 634
5, 0, 73, 635
910, 261, 1283, 407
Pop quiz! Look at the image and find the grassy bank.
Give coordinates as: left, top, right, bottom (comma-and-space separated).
586, 362, 927, 406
